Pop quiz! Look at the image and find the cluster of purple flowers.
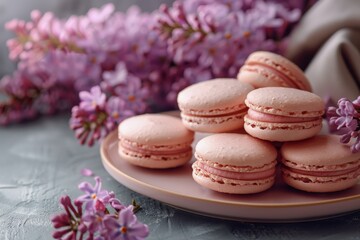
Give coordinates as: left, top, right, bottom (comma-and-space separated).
51, 169, 148, 240
0, 0, 315, 145
327, 98, 360, 153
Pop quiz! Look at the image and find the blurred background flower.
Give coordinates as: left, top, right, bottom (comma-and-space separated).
0, 0, 316, 146
327, 97, 360, 153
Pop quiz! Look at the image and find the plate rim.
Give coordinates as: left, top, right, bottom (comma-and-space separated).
101, 130, 360, 209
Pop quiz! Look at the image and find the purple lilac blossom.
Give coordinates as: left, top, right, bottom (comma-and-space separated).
105, 96, 134, 129
77, 176, 112, 212
103, 205, 149, 240
51, 196, 86, 239
109, 198, 126, 212
1, 1, 314, 145
52, 172, 147, 239
81, 168, 94, 177
70, 87, 111, 147
82, 209, 107, 235
156, 0, 304, 107
327, 97, 360, 153
156, 0, 300, 77
79, 86, 106, 112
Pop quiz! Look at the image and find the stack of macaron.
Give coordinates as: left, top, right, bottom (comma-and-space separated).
117, 51, 360, 195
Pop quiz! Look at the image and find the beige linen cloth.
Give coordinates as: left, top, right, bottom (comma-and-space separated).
286, 0, 360, 102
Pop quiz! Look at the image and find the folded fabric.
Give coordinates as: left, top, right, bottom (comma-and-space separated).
286, 0, 360, 102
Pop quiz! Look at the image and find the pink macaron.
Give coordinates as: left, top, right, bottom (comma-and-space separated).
244, 87, 325, 142
118, 114, 194, 169
192, 133, 277, 194
281, 135, 360, 192
237, 51, 312, 91
177, 78, 254, 133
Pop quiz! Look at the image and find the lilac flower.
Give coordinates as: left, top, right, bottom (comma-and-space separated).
103, 205, 149, 240
352, 96, 360, 108
1, 1, 314, 147
32, 87, 76, 115
81, 168, 94, 177
198, 34, 224, 68
105, 96, 134, 126
350, 131, 360, 153
83, 4, 123, 52
102, 63, 128, 91
109, 198, 126, 212
51, 196, 87, 240
70, 106, 92, 145
5, 18, 33, 60
69, 86, 116, 146
0, 70, 38, 100
79, 86, 106, 112
52, 173, 147, 240
70, 88, 134, 146
87, 3, 115, 24
327, 97, 360, 153
42, 50, 101, 91
0, 99, 37, 125
113, 76, 150, 114
77, 176, 112, 212
156, 0, 303, 83
329, 98, 358, 131
70, 104, 110, 147
82, 208, 106, 235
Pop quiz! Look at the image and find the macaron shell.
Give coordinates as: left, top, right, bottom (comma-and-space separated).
177, 79, 254, 113
119, 114, 194, 145
244, 116, 322, 142
245, 87, 325, 117
281, 135, 360, 192
195, 133, 277, 167
247, 108, 320, 123
180, 111, 246, 133
192, 162, 275, 194
120, 137, 192, 153
282, 167, 359, 193
237, 66, 292, 88
119, 145, 193, 169
238, 51, 311, 91
281, 135, 360, 168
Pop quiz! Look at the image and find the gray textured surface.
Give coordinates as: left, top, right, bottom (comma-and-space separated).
1, 114, 360, 240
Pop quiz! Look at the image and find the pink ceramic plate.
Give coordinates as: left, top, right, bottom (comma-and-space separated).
101, 130, 360, 222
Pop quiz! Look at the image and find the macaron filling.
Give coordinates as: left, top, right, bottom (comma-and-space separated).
243, 61, 301, 89
194, 161, 275, 180
247, 109, 321, 123
180, 104, 247, 118
120, 138, 192, 156
282, 167, 360, 187
282, 165, 360, 177
282, 158, 360, 172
